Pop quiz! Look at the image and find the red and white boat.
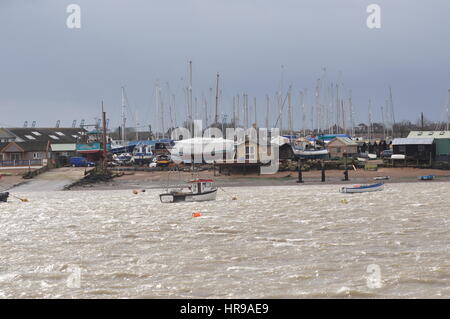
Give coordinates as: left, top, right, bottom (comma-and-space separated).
159, 179, 217, 203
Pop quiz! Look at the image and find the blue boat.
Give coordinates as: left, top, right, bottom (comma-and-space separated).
418, 175, 434, 180
340, 183, 384, 193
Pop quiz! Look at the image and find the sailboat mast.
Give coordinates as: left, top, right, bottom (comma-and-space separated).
389, 86, 396, 138
134, 109, 139, 140
336, 83, 340, 134
288, 91, 293, 138
381, 104, 386, 140
160, 88, 165, 139
447, 89, 450, 131
254, 97, 257, 127
348, 91, 354, 137
368, 99, 373, 141
214, 73, 219, 124
232, 96, 236, 129
236, 94, 240, 127
204, 95, 209, 128
155, 84, 159, 139
121, 86, 126, 145
299, 90, 305, 137
244, 93, 249, 128
101, 101, 107, 169
189, 61, 193, 133
315, 79, 320, 134
172, 94, 177, 127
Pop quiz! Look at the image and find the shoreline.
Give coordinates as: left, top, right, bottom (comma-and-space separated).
3, 167, 450, 192
67, 167, 450, 191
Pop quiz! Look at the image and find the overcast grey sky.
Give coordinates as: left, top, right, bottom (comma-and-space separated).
0, 0, 449, 130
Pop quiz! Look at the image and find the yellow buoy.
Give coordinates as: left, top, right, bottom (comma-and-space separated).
340, 199, 349, 204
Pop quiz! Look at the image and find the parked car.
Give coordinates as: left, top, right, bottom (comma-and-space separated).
69, 157, 96, 167
380, 150, 393, 159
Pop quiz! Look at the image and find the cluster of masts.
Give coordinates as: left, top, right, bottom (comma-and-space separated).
139, 63, 403, 140
20, 65, 450, 142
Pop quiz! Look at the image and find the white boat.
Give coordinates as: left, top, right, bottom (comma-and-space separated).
170, 138, 235, 164
340, 183, 384, 193
373, 176, 390, 180
160, 179, 217, 203
391, 154, 405, 160
294, 149, 329, 156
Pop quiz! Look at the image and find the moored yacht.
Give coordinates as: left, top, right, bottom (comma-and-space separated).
159, 179, 217, 203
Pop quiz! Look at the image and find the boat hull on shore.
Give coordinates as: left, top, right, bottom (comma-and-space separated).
418, 175, 434, 181
374, 176, 390, 180
340, 183, 384, 193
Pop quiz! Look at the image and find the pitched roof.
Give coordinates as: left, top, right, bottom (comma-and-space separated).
2, 128, 85, 152
407, 131, 450, 139
392, 138, 434, 145
0, 128, 15, 139
328, 137, 358, 146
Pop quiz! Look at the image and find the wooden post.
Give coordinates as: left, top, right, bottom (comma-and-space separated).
321, 161, 325, 182
344, 153, 349, 181
297, 159, 303, 183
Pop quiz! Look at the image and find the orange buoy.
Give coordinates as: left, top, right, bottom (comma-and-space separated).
192, 212, 201, 218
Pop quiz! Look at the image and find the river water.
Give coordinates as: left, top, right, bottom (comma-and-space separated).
0, 182, 449, 298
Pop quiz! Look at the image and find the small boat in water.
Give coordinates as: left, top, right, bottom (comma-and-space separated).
0, 192, 9, 203
373, 176, 390, 180
160, 179, 217, 203
340, 183, 384, 193
418, 175, 434, 181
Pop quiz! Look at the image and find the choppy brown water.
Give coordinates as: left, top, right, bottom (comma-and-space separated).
0, 182, 449, 298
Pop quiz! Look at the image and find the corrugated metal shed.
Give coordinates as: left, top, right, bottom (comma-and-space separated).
392, 138, 434, 145
406, 132, 450, 157
407, 131, 450, 139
